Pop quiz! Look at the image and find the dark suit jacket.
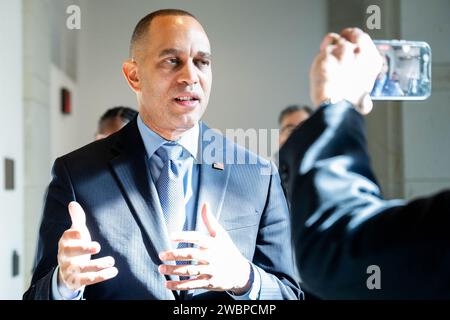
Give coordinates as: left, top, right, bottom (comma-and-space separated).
24, 118, 301, 300
279, 101, 450, 299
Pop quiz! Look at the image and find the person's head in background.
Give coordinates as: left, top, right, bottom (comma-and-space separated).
278, 105, 313, 147
95, 106, 138, 140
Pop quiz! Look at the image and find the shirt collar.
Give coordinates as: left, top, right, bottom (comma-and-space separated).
137, 114, 199, 161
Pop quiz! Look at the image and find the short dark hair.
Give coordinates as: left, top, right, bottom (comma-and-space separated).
99, 106, 138, 126
278, 105, 313, 125
129, 9, 197, 58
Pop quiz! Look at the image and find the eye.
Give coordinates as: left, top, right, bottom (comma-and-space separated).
195, 59, 211, 68
165, 57, 180, 65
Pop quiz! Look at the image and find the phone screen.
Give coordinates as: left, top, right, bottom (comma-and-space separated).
371, 40, 431, 100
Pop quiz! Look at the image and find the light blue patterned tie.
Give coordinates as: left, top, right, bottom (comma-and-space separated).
156, 142, 187, 238
156, 143, 191, 283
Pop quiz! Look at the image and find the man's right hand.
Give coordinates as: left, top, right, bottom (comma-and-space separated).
57, 201, 118, 292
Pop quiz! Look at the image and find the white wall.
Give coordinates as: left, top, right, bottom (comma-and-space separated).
401, 0, 450, 199
22, 0, 82, 291
22, 0, 52, 291
0, 0, 24, 299
77, 0, 327, 145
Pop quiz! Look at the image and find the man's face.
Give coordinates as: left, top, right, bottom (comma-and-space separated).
279, 110, 310, 147
134, 16, 212, 134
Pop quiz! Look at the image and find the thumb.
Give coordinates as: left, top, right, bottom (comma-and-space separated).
68, 201, 91, 240
69, 201, 86, 228
201, 203, 221, 237
357, 93, 373, 115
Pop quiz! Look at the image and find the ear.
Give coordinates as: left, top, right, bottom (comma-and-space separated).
122, 59, 141, 93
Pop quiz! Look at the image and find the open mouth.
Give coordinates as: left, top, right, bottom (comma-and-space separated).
174, 95, 200, 107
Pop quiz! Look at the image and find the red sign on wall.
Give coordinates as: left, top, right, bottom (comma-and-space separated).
61, 87, 71, 114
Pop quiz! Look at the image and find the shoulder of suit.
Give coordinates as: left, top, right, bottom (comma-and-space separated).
57, 127, 121, 167
60, 117, 140, 164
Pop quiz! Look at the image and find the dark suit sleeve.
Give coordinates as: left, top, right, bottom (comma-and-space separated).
23, 158, 75, 300
253, 162, 303, 300
279, 101, 450, 299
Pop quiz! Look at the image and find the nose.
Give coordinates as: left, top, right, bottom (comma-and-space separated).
178, 60, 199, 87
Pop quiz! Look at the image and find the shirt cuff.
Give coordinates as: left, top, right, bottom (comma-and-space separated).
227, 262, 261, 300
51, 266, 84, 300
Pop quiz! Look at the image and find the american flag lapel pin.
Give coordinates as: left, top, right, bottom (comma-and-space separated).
212, 162, 224, 171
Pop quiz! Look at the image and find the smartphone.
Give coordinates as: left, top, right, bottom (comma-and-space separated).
370, 40, 431, 100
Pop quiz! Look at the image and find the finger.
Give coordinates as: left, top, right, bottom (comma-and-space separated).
158, 264, 211, 277
159, 248, 209, 263
340, 27, 364, 44
77, 256, 116, 273
331, 38, 357, 61
201, 203, 222, 238
340, 28, 375, 55
320, 32, 340, 52
165, 275, 212, 291
62, 239, 100, 250
77, 267, 119, 287
61, 240, 101, 257
68, 201, 86, 229
60, 256, 115, 280
170, 231, 213, 248
61, 229, 82, 241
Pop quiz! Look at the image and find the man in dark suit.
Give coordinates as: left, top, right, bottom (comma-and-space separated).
280, 27, 450, 299
24, 9, 301, 300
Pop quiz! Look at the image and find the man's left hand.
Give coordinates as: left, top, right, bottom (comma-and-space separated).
158, 203, 252, 295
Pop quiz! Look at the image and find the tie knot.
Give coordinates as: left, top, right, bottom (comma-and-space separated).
157, 142, 183, 162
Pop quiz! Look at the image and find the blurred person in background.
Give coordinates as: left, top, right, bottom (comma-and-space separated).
273, 105, 312, 169
95, 106, 138, 140
278, 105, 312, 148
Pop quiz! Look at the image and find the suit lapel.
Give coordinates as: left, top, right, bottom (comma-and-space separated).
195, 122, 232, 233
109, 119, 180, 288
